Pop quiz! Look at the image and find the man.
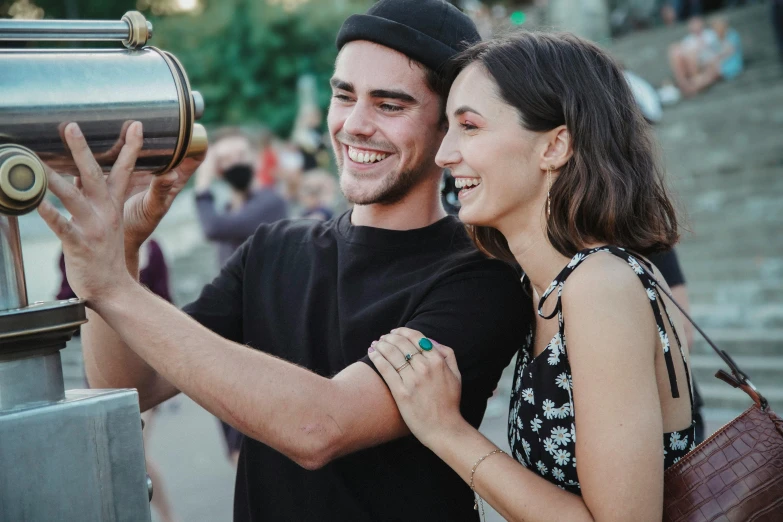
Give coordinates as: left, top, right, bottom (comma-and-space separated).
194, 127, 288, 268
37, 1, 530, 521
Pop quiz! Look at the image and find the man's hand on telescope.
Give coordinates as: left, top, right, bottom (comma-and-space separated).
122, 153, 205, 256
37, 122, 142, 305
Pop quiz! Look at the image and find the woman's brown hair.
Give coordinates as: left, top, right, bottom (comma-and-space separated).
447, 32, 679, 262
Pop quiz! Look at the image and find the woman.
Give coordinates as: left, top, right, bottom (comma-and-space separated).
368, 32, 694, 521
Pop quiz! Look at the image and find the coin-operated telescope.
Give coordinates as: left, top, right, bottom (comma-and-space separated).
0, 11, 206, 521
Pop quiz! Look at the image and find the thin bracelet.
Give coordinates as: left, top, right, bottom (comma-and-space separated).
470, 449, 506, 521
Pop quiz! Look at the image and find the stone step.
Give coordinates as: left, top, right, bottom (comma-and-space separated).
690, 354, 783, 392
674, 256, 783, 281
698, 382, 783, 413
679, 238, 783, 261
687, 280, 783, 305
687, 328, 783, 356
659, 68, 783, 120
679, 230, 783, 254
676, 165, 783, 192
689, 303, 783, 329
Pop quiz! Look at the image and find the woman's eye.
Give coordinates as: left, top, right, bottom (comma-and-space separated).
460, 122, 478, 131
380, 103, 403, 112
332, 94, 351, 102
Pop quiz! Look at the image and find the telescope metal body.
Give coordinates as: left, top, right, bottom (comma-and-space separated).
0, 11, 205, 521
1, 47, 202, 175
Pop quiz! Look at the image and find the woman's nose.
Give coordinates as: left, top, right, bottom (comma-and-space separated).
435, 130, 460, 169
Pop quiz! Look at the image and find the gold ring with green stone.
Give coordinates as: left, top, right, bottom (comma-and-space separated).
418, 337, 433, 351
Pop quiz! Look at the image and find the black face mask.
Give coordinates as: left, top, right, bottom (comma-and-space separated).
222, 164, 254, 191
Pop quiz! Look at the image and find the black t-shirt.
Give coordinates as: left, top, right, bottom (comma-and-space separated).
647, 249, 686, 287
183, 211, 531, 522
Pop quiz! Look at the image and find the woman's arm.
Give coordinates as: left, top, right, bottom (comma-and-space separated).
369, 255, 666, 521
559, 257, 665, 521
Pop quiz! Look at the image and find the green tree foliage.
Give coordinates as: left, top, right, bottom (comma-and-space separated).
152, 0, 369, 135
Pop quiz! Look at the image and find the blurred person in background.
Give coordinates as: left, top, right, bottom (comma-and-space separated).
195, 127, 288, 268
666, 16, 718, 96
46, 1, 529, 521
298, 169, 337, 221
253, 127, 279, 189
194, 127, 288, 465
291, 103, 329, 171
665, 16, 742, 98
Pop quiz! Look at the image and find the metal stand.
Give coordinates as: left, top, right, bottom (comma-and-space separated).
0, 12, 161, 521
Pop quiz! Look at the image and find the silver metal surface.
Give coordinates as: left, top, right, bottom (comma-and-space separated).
0, 351, 64, 411
147, 474, 154, 501
0, 19, 132, 42
0, 388, 152, 522
0, 48, 183, 174
0, 216, 27, 311
192, 91, 205, 120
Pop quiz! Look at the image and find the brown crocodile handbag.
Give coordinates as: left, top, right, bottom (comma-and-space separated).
647, 273, 783, 521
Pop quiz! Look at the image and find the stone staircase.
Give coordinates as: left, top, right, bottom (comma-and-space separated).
610, 4, 783, 414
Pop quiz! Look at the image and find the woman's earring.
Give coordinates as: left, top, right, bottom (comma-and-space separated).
547, 165, 553, 219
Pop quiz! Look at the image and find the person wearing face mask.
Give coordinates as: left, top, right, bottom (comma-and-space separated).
194, 127, 288, 269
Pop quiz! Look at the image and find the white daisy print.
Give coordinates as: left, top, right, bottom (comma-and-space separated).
646, 288, 658, 301
522, 388, 535, 405
543, 438, 558, 455
530, 416, 543, 433
669, 432, 688, 451
555, 373, 570, 390
550, 333, 563, 354
570, 425, 576, 444
567, 253, 585, 268
658, 326, 670, 353
547, 345, 561, 366
556, 403, 572, 419
673, 456, 681, 464
516, 416, 524, 431
572, 456, 577, 468
544, 280, 558, 297
628, 257, 644, 275
552, 467, 565, 481
551, 426, 572, 446
554, 449, 571, 466
542, 399, 558, 420
522, 439, 531, 458
536, 461, 548, 475
689, 441, 696, 452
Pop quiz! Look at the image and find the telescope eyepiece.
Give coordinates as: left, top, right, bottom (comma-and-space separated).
0, 145, 47, 216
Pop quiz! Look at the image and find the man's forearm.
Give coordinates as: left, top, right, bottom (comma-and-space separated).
82, 250, 176, 411
92, 279, 386, 469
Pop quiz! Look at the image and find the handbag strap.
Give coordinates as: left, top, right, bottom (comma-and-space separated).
638, 261, 769, 410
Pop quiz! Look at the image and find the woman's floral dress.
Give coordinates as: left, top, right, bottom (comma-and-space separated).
508, 246, 696, 494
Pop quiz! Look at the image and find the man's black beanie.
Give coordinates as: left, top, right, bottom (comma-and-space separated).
336, 0, 481, 72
